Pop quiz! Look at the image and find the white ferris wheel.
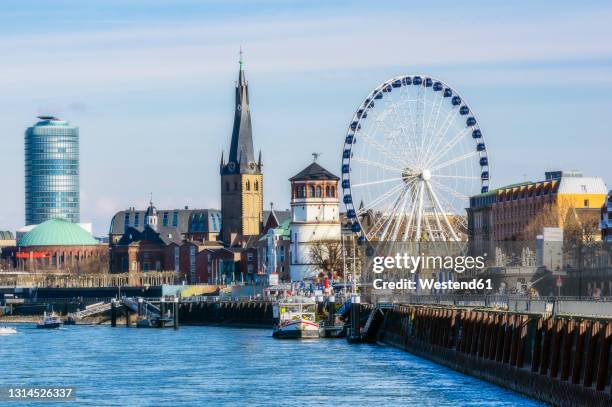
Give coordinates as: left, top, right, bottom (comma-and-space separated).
341, 75, 490, 243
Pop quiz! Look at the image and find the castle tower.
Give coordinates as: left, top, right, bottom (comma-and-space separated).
288, 157, 341, 281
220, 52, 263, 245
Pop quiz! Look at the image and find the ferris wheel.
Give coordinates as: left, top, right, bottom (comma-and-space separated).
341, 75, 490, 243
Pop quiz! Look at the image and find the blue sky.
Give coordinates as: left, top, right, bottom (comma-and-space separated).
0, 0, 610, 235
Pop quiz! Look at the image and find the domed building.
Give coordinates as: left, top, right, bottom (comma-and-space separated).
7, 219, 106, 272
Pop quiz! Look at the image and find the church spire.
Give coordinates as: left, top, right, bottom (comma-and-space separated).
223, 48, 258, 174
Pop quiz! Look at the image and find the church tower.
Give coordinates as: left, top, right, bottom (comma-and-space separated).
220, 52, 263, 245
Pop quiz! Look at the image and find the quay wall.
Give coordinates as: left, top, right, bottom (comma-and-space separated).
179, 301, 275, 328
378, 305, 612, 407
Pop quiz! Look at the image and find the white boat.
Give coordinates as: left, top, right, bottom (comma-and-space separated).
272, 298, 320, 339
36, 311, 62, 329
0, 326, 17, 335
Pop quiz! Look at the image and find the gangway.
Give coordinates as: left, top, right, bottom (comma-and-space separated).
69, 301, 115, 319
122, 297, 160, 319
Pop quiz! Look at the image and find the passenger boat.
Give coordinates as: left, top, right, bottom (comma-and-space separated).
0, 326, 17, 335
36, 311, 62, 329
272, 298, 320, 339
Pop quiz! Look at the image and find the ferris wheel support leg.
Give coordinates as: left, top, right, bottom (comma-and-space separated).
414, 181, 425, 241
425, 180, 459, 241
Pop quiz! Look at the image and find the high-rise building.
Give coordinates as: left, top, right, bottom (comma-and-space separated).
25, 116, 80, 225
220, 54, 263, 244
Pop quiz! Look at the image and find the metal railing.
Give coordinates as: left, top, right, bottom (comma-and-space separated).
370, 294, 612, 318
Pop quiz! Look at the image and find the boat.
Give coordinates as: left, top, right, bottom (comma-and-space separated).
36, 311, 62, 329
272, 298, 320, 339
0, 326, 17, 335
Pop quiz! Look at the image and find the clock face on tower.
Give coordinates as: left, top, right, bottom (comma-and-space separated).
228, 162, 236, 172
249, 162, 256, 170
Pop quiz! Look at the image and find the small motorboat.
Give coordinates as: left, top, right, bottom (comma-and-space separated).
272, 297, 320, 339
36, 311, 62, 329
0, 326, 17, 335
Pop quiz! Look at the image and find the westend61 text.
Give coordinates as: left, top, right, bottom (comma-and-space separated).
372, 278, 493, 291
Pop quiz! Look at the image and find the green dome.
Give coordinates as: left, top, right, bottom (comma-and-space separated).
19, 219, 98, 247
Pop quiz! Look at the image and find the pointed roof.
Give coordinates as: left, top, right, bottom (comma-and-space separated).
223, 52, 259, 175
289, 162, 340, 181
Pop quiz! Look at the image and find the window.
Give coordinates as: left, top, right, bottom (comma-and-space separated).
330, 186, 335, 197
247, 252, 253, 261
316, 186, 321, 197
255, 181, 259, 191
326, 186, 330, 197
163, 212, 169, 227
309, 185, 315, 197
279, 246, 285, 262
123, 212, 130, 231
234, 182, 238, 191
296, 185, 306, 198
225, 182, 230, 191
584, 199, 589, 207
172, 211, 178, 227
134, 213, 140, 227
246, 180, 251, 191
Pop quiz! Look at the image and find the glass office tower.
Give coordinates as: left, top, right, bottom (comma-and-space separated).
25, 116, 80, 225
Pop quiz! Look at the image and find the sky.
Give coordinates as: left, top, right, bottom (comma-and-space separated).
0, 0, 610, 236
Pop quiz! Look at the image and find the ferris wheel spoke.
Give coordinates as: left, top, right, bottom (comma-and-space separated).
414, 180, 426, 241
351, 177, 404, 188
426, 127, 471, 168
429, 179, 469, 201
358, 130, 408, 166
351, 156, 404, 173
420, 85, 427, 166
389, 101, 419, 164
357, 182, 405, 215
424, 107, 460, 165
425, 181, 459, 241
430, 150, 479, 172
423, 92, 445, 158
401, 183, 419, 242
427, 190, 446, 242
403, 91, 422, 162
431, 174, 481, 181
378, 187, 409, 241
367, 180, 415, 240
389, 184, 414, 241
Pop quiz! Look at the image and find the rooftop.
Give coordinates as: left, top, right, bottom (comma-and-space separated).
19, 219, 99, 247
289, 162, 339, 182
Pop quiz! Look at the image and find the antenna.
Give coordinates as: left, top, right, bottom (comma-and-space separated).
312, 152, 322, 161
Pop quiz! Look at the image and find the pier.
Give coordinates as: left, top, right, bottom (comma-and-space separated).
345, 296, 612, 407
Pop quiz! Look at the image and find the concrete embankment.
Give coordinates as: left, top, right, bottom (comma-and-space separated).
377, 305, 611, 407
178, 301, 275, 328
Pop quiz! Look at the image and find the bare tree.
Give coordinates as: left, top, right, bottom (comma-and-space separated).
308, 240, 344, 278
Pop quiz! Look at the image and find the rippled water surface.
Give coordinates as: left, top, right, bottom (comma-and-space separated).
0, 324, 544, 406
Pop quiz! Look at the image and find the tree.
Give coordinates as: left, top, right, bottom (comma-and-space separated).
308, 240, 344, 278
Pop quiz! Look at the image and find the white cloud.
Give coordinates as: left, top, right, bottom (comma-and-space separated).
0, 6, 611, 96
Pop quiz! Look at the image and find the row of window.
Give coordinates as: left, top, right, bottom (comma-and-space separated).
224, 180, 260, 192
294, 185, 336, 199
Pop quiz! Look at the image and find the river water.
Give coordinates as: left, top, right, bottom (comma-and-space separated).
0, 324, 543, 406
